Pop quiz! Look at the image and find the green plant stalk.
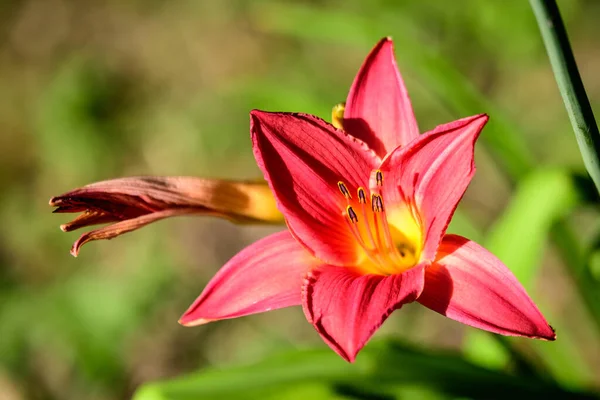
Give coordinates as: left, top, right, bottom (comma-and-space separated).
530, 0, 600, 193
551, 220, 600, 330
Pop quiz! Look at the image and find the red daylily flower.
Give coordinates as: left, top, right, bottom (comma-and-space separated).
179, 38, 555, 362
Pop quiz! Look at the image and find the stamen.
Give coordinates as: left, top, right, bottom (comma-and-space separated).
371, 194, 384, 212
357, 187, 367, 204
370, 194, 389, 258
338, 181, 352, 200
375, 170, 383, 186
346, 205, 358, 223
371, 195, 407, 265
356, 191, 379, 257
344, 206, 382, 266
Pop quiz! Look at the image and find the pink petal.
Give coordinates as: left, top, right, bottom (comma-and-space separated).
378, 114, 489, 262
251, 110, 380, 266
179, 231, 311, 326
302, 265, 425, 362
418, 235, 555, 340
344, 37, 420, 156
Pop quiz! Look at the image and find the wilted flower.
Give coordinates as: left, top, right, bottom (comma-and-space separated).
50, 176, 281, 256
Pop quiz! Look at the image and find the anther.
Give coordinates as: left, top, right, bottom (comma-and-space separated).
375, 170, 383, 186
338, 181, 351, 199
357, 187, 367, 204
346, 205, 358, 223
371, 194, 384, 212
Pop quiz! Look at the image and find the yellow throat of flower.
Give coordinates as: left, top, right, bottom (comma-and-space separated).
337, 173, 422, 276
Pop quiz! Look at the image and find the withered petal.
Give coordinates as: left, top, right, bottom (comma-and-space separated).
70, 208, 200, 257
51, 176, 284, 255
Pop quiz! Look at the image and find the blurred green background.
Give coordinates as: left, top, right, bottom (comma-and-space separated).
1, 0, 599, 399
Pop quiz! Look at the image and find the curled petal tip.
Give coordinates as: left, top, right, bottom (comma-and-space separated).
464, 113, 489, 131
69, 246, 79, 258
249, 109, 268, 120
341, 348, 359, 363
49, 195, 72, 207
59, 224, 69, 233
476, 113, 489, 123
383, 36, 393, 43
543, 325, 557, 341
178, 316, 212, 327
70, 232, 93, 257
525, 323, 556, 341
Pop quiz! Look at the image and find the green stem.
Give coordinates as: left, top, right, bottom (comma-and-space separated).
551, 220, 600, 330
530, 0, 600, 193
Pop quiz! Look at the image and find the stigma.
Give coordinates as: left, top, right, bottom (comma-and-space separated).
338, 174, 419, 275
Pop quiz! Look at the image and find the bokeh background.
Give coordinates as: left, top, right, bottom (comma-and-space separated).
1, 0, 599, 399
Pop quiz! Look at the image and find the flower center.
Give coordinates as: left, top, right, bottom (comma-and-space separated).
338, 171, 421, 275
